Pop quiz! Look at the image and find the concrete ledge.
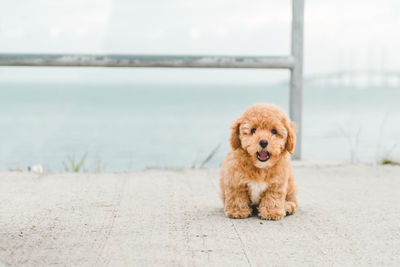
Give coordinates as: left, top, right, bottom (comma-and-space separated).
0, 164, 399, 266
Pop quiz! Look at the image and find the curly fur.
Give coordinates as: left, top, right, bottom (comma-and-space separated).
220, 103, 298, 220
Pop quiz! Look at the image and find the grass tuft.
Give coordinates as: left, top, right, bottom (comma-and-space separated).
63, 153, 88, 173
380, 157, 400, 166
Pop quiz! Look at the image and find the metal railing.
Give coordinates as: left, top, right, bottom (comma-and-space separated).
0, 0, 304, 159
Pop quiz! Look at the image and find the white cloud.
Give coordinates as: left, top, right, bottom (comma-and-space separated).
49, 26, 61, 39
0, 0, 112, 52
147, 30, 166, 40
75, 27, 88, 37
189, 28, 201, 40
4, 27, 25, 38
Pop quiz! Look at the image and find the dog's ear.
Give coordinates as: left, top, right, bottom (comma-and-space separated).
230, 118, 242, 150
285, 119, 296, 154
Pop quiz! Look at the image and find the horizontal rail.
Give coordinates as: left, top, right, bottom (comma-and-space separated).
0, 54, 295, 69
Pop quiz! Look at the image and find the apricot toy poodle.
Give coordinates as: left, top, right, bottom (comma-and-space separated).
220, 103, 298, 220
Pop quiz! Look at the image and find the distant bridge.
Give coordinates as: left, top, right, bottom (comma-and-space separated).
304, 69, 400, 88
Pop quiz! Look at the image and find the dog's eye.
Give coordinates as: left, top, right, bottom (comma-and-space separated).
271, 129, 277, 134
251, 128, 256, 134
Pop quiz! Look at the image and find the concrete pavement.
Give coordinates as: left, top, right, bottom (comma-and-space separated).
0, 163, 399, 266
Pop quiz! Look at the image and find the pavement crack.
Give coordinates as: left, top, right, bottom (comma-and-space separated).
232, 222, 252, 267
95, 176, 127, 266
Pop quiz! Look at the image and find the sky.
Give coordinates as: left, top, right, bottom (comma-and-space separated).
0, 0, 399, 84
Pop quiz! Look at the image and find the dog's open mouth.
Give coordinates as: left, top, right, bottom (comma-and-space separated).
257, 151, 270, 162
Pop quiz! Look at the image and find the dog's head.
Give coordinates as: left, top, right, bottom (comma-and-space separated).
230, 103, 296, 168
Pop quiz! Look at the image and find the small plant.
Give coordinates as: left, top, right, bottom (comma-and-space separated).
95, 159, 105, 173
338, 125, 361, 164
380, 157, 400, 166
63, 153, 88, 173
378, 145, 399, 166
376, 113, 389, 159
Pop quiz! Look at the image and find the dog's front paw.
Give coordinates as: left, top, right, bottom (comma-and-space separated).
258, 207, 285, 220
225, 207, 252, 219
285, 201, 297, 216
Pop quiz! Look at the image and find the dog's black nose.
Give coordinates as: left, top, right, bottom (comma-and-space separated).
259, 140, 268, 148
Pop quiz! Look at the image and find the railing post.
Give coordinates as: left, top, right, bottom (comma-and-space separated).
290, 0, 304, 160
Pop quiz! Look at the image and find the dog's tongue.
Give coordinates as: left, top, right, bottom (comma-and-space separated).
259, 151, 269, 160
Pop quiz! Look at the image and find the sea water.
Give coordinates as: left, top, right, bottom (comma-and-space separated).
1, 82, 399, 171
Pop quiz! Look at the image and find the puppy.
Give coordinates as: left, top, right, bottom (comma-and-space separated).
220, 103, 298, 220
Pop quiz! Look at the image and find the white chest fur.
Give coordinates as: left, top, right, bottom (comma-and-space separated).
247, 181, 268, 205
